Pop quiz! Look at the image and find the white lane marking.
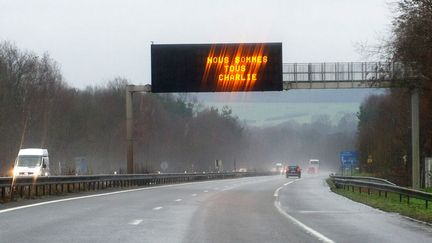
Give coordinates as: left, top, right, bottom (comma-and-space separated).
298, 210, 349, 214
191, 193, 197, 197
203, 190, 208, 193
174, 199, 182, 202
284, 178, 300, 186
153, 206, 163, 210
274, 201, 334, 243
129, 219, 143, 225
214, 187, 219, 190
0, 177, 249, 215
273, 179, 335, 243
273, 186, 283, 197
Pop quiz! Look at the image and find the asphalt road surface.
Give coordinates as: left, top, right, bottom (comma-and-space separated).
1, 174, 431, 243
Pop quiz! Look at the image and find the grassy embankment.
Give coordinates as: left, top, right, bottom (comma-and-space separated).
327, 178, 432, 224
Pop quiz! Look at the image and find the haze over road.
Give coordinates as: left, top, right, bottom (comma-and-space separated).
1, 175, 431, 242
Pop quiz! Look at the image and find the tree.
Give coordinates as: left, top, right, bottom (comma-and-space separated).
390, 0, 432, 89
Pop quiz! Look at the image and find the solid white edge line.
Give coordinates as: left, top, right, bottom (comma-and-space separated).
274, 179, 335, 243
274, 200, 335, 243
276, 179, 297, 196
273, 186, 283, 197
0, 177, 253, 215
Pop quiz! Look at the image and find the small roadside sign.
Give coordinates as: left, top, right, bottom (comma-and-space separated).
367, 155, 373, 164
340, 151, 358, 168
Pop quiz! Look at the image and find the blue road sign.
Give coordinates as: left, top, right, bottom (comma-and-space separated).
340, 151, 358, 168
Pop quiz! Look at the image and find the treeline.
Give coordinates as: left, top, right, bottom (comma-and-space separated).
357, 91, 411, 185
0, 41, 128, 174
356, 0, 432, 186
0, 41, 247, 175
132, 94, 245, 173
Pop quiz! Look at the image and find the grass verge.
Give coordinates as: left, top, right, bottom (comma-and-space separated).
326, 178, 432, 224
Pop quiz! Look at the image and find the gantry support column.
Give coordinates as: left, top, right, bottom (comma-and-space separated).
126, 85, 151, 174
411, 89, 420, 189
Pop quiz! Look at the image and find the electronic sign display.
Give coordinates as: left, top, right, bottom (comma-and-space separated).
151, 43, 282, 92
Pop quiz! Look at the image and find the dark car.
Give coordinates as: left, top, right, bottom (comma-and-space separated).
286, 165, 301, 178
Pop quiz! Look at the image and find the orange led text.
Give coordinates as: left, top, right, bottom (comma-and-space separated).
202, 44, 269, 91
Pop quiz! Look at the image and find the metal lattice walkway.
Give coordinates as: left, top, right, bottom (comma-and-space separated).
283, 62, 416, 89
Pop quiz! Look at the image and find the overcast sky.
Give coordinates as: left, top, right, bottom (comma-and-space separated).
1, 0, 396, 89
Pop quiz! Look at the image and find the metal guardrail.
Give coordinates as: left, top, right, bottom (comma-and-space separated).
0, 172, 274, 203
330, 174, 432, 208
331, 175, 396, 186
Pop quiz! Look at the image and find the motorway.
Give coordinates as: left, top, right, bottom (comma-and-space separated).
0, 174, 432, 242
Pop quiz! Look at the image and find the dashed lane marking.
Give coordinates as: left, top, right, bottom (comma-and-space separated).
129, 219, 143, 225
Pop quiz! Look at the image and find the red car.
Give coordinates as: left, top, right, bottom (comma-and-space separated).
286, 165, 301, 178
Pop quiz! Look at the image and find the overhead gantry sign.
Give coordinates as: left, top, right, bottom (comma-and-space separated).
151, 43, 283, 92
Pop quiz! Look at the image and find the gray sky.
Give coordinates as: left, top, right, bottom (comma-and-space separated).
1, 0, 395, 89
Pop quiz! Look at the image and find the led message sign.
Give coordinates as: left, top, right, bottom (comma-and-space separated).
151, 43, 282, 92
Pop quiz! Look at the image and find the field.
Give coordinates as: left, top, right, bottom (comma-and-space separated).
206, 102, 360, 126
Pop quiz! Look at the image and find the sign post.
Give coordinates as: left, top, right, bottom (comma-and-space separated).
425, 157, 432, 188
411, 89, 420, 189
215, 160, 223, 172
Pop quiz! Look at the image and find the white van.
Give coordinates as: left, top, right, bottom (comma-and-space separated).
13, 148, 50, 177
307, 159, 320, 174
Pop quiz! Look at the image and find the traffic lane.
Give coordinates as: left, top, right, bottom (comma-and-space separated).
0, 176, 250, 211
183, 175, 318, 243
278, 174, 432, 243
0, 176, 275, 243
